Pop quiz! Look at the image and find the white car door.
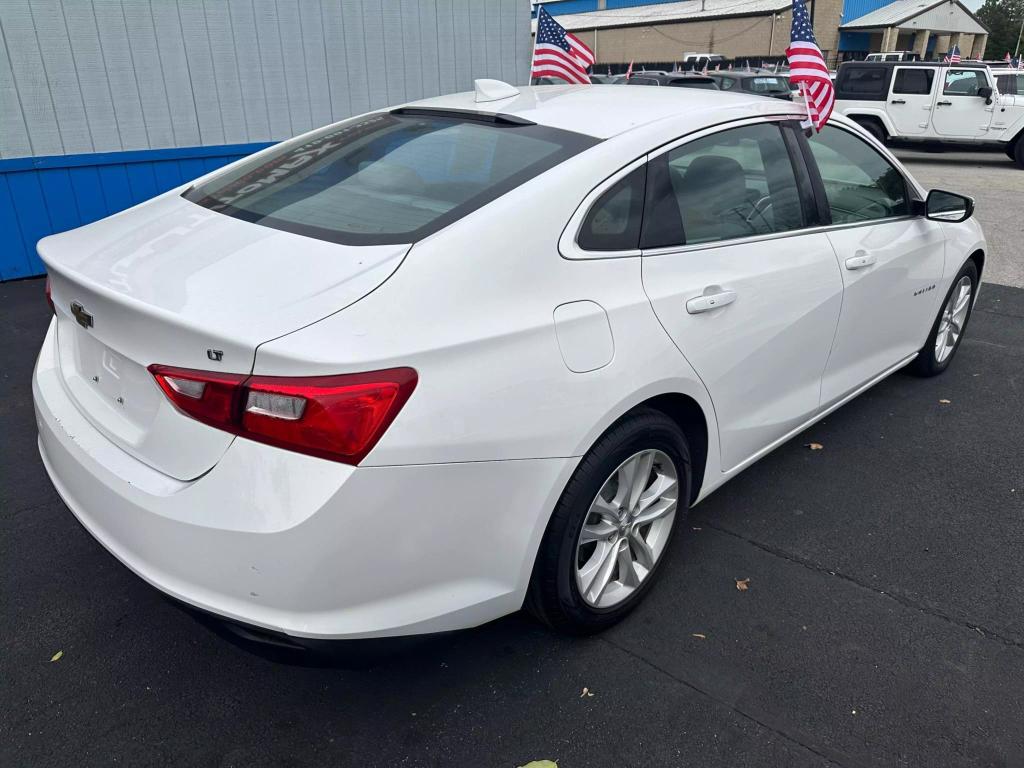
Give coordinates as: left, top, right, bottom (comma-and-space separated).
887, 66, 937, 135
800, 125, 946, 406
992, 72, 1024, 135
931, 68, 993, 138
640, 120, 844, 472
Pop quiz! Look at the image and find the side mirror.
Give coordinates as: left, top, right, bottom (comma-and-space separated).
925, 189, 974, 223
978, 85, 994, 105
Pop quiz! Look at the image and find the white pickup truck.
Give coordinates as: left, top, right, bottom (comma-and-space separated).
834, 61, 1024, 168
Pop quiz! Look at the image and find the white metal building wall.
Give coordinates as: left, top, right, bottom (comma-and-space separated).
0, 0, 532, 160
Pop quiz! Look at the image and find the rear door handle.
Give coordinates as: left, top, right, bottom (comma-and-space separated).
845, 252, 876, 270
891, 98, 907, 104
936, 100, 953, 106
686, 290, 736, 314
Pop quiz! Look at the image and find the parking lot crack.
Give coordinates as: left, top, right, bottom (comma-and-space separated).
600, 635, 867, 768
702, 521, 1024, 651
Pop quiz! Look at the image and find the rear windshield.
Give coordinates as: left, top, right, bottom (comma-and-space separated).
747, 76, 789, 94
184, 112, 596, 245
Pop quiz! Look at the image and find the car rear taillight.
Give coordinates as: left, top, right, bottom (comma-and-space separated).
45, 277, 55, 314
148, 365, 417, 465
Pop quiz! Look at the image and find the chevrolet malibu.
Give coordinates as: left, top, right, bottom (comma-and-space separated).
34, 81, 984, 640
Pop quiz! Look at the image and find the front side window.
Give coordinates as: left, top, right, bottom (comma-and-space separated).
718, 77, 736, 90
893, 68, 934, 95
577, 166, 646, 251
641, 122, 806, 248
185, 112, 595, 245
805, 126, 909, 224
943, 69, 988, 96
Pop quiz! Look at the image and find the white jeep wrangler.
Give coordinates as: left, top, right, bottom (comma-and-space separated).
834, 61, 1024, 167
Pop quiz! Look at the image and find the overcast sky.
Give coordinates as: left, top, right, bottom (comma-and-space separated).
962, 0, 983, 9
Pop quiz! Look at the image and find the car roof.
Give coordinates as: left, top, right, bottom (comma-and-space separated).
398, 84, 803, 139
840, 61, 990, 69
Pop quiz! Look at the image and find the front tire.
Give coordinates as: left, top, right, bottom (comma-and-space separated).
854, 118, 887, 145
907, 259, 978, 377
1014, 138, 1024, 169
526, 408, 691, 634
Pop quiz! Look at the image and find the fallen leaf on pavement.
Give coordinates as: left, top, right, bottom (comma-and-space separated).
806, 442, 823, 450
519, 762, 558, 768
939, 399, 951, 404
735, 578, 750, 591
50, 650, 63, 662
580, 687, 594, 698
691, 633, 706, 639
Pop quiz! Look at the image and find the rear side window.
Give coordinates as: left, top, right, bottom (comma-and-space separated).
641, 122, 806, 248
578, 166, 646, 251
943, 69, 988, 96
805, 126, 908, 224
184, 112, 596, 245
838, 67, 888, 99
893, 68, 934, 95
997, 74, 1023, 95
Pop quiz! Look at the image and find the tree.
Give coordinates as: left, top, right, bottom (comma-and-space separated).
976, 0, 1024, 59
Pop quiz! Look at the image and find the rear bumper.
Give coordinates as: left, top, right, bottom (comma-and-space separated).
33, 321, 574, 639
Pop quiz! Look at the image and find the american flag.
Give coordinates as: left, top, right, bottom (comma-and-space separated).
945, 45, 962, 64
785, 0, 834, 131
531, 6, 595, 85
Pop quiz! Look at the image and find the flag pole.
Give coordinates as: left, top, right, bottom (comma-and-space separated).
529, 4, 541, 85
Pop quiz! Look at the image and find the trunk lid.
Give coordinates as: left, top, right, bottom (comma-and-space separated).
40, 192, 409, 481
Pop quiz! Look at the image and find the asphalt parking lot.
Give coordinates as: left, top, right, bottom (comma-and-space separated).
3, 150, 1024, 768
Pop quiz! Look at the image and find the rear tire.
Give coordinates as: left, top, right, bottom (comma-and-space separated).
854, 118, 887, 145
526, 408, 691, 635
1013, 138, 1024, 169
907, 259, 978, 377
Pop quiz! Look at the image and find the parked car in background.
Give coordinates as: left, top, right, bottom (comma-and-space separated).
706, 71, 792, 99
35, 81, 985, 643
864, 51, 921, 62
627, 72, 719, 89
590, 74, 627, 84
834, 61, 1024, 167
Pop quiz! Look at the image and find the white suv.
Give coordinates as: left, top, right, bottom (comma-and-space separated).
834, 62, 1024, 167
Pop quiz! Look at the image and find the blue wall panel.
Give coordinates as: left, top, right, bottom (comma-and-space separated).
842, 0, 896, 25
0, 143, 272, 281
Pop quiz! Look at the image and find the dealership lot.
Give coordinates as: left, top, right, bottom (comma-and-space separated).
3, 152, 1024, 767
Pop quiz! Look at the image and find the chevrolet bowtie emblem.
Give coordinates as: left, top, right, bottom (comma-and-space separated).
70, 301, 94, 329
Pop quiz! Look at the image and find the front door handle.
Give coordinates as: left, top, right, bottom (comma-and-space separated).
936, 100, 953, 106
845, 252, 877, 270
891, 98, 907, 104
686, 290, 736, 314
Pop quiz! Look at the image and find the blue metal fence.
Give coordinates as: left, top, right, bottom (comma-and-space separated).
0, 143, 273, 281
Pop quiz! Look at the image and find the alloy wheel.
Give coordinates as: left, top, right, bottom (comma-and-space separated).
574, 450, 679, 608
935, 276, 972, 364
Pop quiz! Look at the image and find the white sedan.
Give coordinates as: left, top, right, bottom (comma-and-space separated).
34, 81, 985, 641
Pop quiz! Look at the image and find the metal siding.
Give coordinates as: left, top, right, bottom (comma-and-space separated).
277, 0, 315, 136
62, 1, 122, 153
91, 0, 150, 151
30, 0, 93, 154
226, 0, 273, 142
0, 20, 32, 158
417, 0, 441, 98
2, 0, 63, 156
179, 0, 227, 146
298, 0, 334, 128
435, 0, 458, 94
842, 0, 897, 25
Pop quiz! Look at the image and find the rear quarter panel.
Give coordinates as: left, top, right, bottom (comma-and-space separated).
251, 137, 722, 478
